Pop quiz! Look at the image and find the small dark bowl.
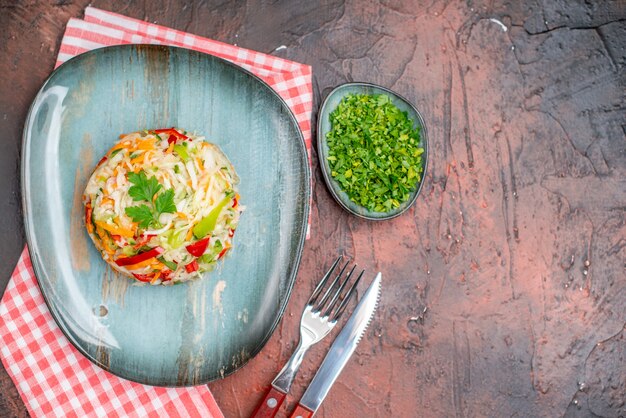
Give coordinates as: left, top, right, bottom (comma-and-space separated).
317, 82, 429, 220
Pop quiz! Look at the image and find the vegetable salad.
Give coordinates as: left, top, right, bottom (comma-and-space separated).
83, 128, 243, 285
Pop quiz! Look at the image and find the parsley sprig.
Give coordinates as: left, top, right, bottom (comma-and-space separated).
326, 93, 424, 212
125, 170, 176, 228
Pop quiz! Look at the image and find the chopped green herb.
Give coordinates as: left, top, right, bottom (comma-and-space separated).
325, 93, 424, 212
110, 148, 123, 158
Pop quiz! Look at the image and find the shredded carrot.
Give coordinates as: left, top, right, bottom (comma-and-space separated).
176, 212, 188, 219
94, 226, 105, 240
185, 228, 194, 241
130, 152, 145, 165
96, 220, 135, 238
135, 137, 156, 151
167, 142, 175, 153
101, 197, 115, 207
109, 141, 132, 154
196, 157, 204, 171
115, 217, 137, 236
96, 227, 116, 255
150, 271, 162, 284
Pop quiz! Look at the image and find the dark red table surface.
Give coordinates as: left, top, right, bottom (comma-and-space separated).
1, 1, 625, 417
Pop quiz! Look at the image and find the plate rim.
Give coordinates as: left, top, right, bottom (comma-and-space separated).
317, 81, 429, 221
21, 44, 311, 386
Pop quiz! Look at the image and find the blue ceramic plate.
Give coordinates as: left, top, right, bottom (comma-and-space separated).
21, 45, 310, 386
317, 82, 428, 220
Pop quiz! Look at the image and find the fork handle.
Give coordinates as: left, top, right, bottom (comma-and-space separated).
272, 340, 308, 391
251, 386, 287, 418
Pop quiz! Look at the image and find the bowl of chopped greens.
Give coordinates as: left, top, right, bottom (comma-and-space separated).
317, 82, 428, 220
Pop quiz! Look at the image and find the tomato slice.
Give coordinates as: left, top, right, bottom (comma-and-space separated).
161, 269, 173, 281
185, 260, 199, 273
185, 237, 210, 257
133, 234, 156, 249
96, 155, 108, 167
132, 273, 153, 282
110, 234, 123, 246
116, 247, 164, 267
217, 247, 229, 259
154, 128, 189, 144
85, 202, 93, 233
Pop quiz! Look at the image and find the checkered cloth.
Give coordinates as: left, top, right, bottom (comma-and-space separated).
0, 7, 313, 417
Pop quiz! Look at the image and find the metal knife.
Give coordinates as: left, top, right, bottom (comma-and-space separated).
289, 272, 381, 418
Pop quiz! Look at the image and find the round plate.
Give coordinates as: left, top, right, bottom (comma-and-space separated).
317, 82, 428, 220
21, 45, 310, 386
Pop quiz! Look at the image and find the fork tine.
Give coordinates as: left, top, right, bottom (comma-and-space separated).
313, 260, 349, 311
307, 256, 342, 306
331, 269, 364, 322
322, 265, 357, 317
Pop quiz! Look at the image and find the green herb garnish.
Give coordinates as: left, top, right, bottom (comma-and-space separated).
125, 205, 154, 229
127, 170, 163, 202
125, 170, 176, 228
154, 189, 176, 214
326, 93, 424, 212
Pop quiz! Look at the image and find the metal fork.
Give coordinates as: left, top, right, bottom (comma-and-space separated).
251, 256, 364, 418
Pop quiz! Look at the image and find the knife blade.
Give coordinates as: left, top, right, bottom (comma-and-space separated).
290, 272, 381, 418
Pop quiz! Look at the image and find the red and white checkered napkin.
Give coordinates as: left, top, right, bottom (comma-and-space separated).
0, 7, 313, 417
1, 250, 224, 417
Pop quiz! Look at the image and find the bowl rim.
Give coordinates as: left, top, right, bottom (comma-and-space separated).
317, 81, 429, 221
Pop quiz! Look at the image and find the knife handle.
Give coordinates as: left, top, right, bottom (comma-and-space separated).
289, 403, 314, 418
251, 386, 287, 418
